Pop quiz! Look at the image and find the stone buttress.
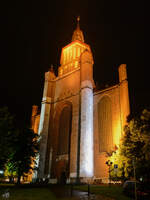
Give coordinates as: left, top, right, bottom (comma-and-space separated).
38, 67, 56, 178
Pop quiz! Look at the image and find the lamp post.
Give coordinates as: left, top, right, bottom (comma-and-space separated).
133, 159, 137, 200
122, 162, 125, 183
106, 160, 113, 186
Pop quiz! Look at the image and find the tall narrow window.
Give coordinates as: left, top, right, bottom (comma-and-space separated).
98, 96, 113, 153
58, 105, 72, 155
70, 49, 72, 60
73, 47, 76, 59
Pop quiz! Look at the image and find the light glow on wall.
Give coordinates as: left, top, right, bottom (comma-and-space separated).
38, 104, 45, 136
113, 119, 122, 147
80, 87, 93, 177
80, 129, 93, 177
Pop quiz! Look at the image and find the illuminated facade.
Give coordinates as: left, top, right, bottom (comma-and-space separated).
32, 18, 130, 183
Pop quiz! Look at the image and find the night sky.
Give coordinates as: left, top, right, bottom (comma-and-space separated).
0, 0, 148, 125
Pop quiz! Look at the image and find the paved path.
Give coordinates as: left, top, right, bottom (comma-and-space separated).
50, 185, 114, 200
71, 193, 114, 200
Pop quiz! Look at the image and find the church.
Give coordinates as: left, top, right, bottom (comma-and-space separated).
31, 17, 130, 183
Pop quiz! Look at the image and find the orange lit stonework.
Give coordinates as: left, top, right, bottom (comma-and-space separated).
31, 18, 130, 183
59, 41, 90, 76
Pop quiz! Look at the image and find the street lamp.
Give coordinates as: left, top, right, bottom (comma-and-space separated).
106, 160, 113, 186
133, 159, 137, 200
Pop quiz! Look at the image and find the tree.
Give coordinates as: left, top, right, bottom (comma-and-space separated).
0, 107, 39, 183
120, 109, 150, 180
0, 107, 15, 169
107, 148, 129, 182
7, 127, 39, 184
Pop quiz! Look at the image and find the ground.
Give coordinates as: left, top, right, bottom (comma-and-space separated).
0, 184, 131, 200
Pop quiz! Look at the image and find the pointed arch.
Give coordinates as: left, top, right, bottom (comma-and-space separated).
57, 104, 72, 155
98, 96, 113, 153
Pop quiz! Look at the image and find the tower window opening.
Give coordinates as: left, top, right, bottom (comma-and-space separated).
75, 61, 78, 68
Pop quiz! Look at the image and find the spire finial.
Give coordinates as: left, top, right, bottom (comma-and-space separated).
77, 16, 80, 29
72, 16, 84, 42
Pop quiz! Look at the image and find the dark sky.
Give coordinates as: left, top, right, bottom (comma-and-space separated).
0, 0, 148, 125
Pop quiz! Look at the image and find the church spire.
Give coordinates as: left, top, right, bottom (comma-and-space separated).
76, 16, 80, 29
72, 16, 84, 43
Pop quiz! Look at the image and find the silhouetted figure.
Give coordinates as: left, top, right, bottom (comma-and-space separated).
60, 171, 67, 185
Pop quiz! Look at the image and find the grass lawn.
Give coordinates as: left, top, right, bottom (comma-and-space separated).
73, 184, 132, 200
0, 184, 57, 200
0, 184, 132, 200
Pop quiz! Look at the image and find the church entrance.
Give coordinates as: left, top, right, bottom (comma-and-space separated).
56, 104, 72, 182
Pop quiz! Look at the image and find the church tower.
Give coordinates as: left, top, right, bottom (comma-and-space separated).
37, 17, 94, 181
58, 17, 94, 180
32, 18, 130, 183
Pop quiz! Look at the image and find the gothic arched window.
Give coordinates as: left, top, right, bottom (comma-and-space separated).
98, 96, 113, 153
58, 105, 72, 155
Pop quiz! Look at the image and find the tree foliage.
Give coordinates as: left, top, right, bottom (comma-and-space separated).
0, 107, 15, 169
108, 109, 150, 181
7, 127, 39, 183
120, 109, 150, 180
0, 107, 39, 183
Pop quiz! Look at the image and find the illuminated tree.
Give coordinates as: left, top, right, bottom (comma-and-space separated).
108, 109, 150, 181
0, 107, 15, 169
120, 109, 150, 180
108, 148, 129, 181
0, 107, 39, 183
7, 127, 39, 184
4, 161, 17, 183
